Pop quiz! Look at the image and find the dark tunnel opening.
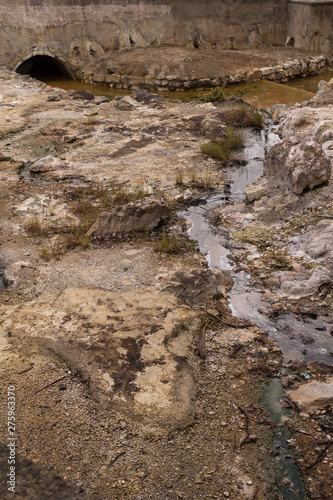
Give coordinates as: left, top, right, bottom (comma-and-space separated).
16, 55, 72, 80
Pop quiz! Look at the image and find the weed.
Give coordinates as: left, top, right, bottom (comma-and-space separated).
24, 216, 45, 236
202, 86, 225, 103
39, 239, 63, 261
154, 230, 181, 254
188, 166, 197, 184
175, 170, 184, 186
200, 127, 243, 164
252, 110, 264, 128
223, 105, 264, 128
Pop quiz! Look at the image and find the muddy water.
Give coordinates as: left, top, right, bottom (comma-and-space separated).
179, 123, 333, 365
42, 71, 332, 109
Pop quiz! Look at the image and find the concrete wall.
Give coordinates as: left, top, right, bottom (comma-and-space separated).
0, 0, 288, 74
288, 0, 333, 56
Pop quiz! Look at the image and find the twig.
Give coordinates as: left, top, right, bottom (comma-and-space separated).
14, 363, 34, 375
198, 320, 206, 359
34, 374, 68, 394
305, 442, 333, 470
109, 451, 126, 466
231, 401, 250, 440
293, 429, 311, 437
166, 301, 252, 328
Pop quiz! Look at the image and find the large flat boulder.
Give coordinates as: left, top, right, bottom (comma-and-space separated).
88, 196, 170, 237
0, 287, 199, 429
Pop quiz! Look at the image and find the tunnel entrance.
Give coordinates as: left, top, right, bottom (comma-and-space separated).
16, 55, 71, 80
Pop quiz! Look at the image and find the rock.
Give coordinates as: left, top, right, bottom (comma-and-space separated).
245, 178, 267, 202
311, 120, 333, 144
131, 89, 148, 102
70, 90, 95, 101
88, 196, 170, 237
94, 95, 110, 105
29, 156, 65, 174
280, 267, 332, 299
318, 80, 327, 91
264, 135, 331, 195
3, 261, 41, 290
163, 268, 233, 305
305, 221, 333, 258
289, 377, 333, 409
106, 64, 118, 74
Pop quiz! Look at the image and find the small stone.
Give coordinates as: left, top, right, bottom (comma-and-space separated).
120, 421, 127, 429
223, 492, 230, 498
58, 383, 67, 390
282, 477, 291, 485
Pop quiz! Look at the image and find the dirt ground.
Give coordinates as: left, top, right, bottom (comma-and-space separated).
0, 66, 332, 500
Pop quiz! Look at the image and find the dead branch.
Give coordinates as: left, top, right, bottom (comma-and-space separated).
34, 374, 68, 394
166, 300, 252, 328
109, 451, 126, 466
14, 363, 34, 375
305, 442, 333, 470
198, 320, 206, 359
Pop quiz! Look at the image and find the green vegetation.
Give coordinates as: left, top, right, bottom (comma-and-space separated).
202, 86, 225, 103
200, 126, 244, 164
223, 104, 264, 128
154, 230, 195, 255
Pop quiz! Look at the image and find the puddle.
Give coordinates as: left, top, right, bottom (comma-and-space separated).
262, 379, 306, 499
179, 121, 333, 365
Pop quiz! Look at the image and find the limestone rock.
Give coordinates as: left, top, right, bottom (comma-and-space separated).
29, 156, 65, 174
88, 196, 170, 237
280, 267, 331, 299
289, 378, 333, 409
311, 120, 333, 144
245, 178, 267, 202
3, 261, 41, 290
94, 95, 110, 105
305, 220, 333, 258
264, 135, 331, 195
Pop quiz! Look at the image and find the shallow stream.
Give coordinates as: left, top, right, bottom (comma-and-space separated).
179, 123, 333, 366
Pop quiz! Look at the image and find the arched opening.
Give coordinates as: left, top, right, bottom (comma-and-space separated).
16, 55, 72, 80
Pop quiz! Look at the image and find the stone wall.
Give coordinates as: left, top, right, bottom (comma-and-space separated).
288, 0, 333, 56
0, 0, 288, 74
90, 53, 331, 90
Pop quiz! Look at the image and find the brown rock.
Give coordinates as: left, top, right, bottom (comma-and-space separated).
88, 196, 170, 237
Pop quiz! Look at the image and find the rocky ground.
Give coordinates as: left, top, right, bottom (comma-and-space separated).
0, 66, 332, 499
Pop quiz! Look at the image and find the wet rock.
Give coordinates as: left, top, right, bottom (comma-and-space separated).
280, 267, 332, 299
88, 196, 170, 237
3, 261, 41, 290
163, 268, 233, 305
289, 377, 333, 409
70, 90, 95, 101
264, 135, 331, 195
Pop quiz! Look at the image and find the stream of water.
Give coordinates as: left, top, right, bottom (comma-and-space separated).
178, 123, 333, 366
